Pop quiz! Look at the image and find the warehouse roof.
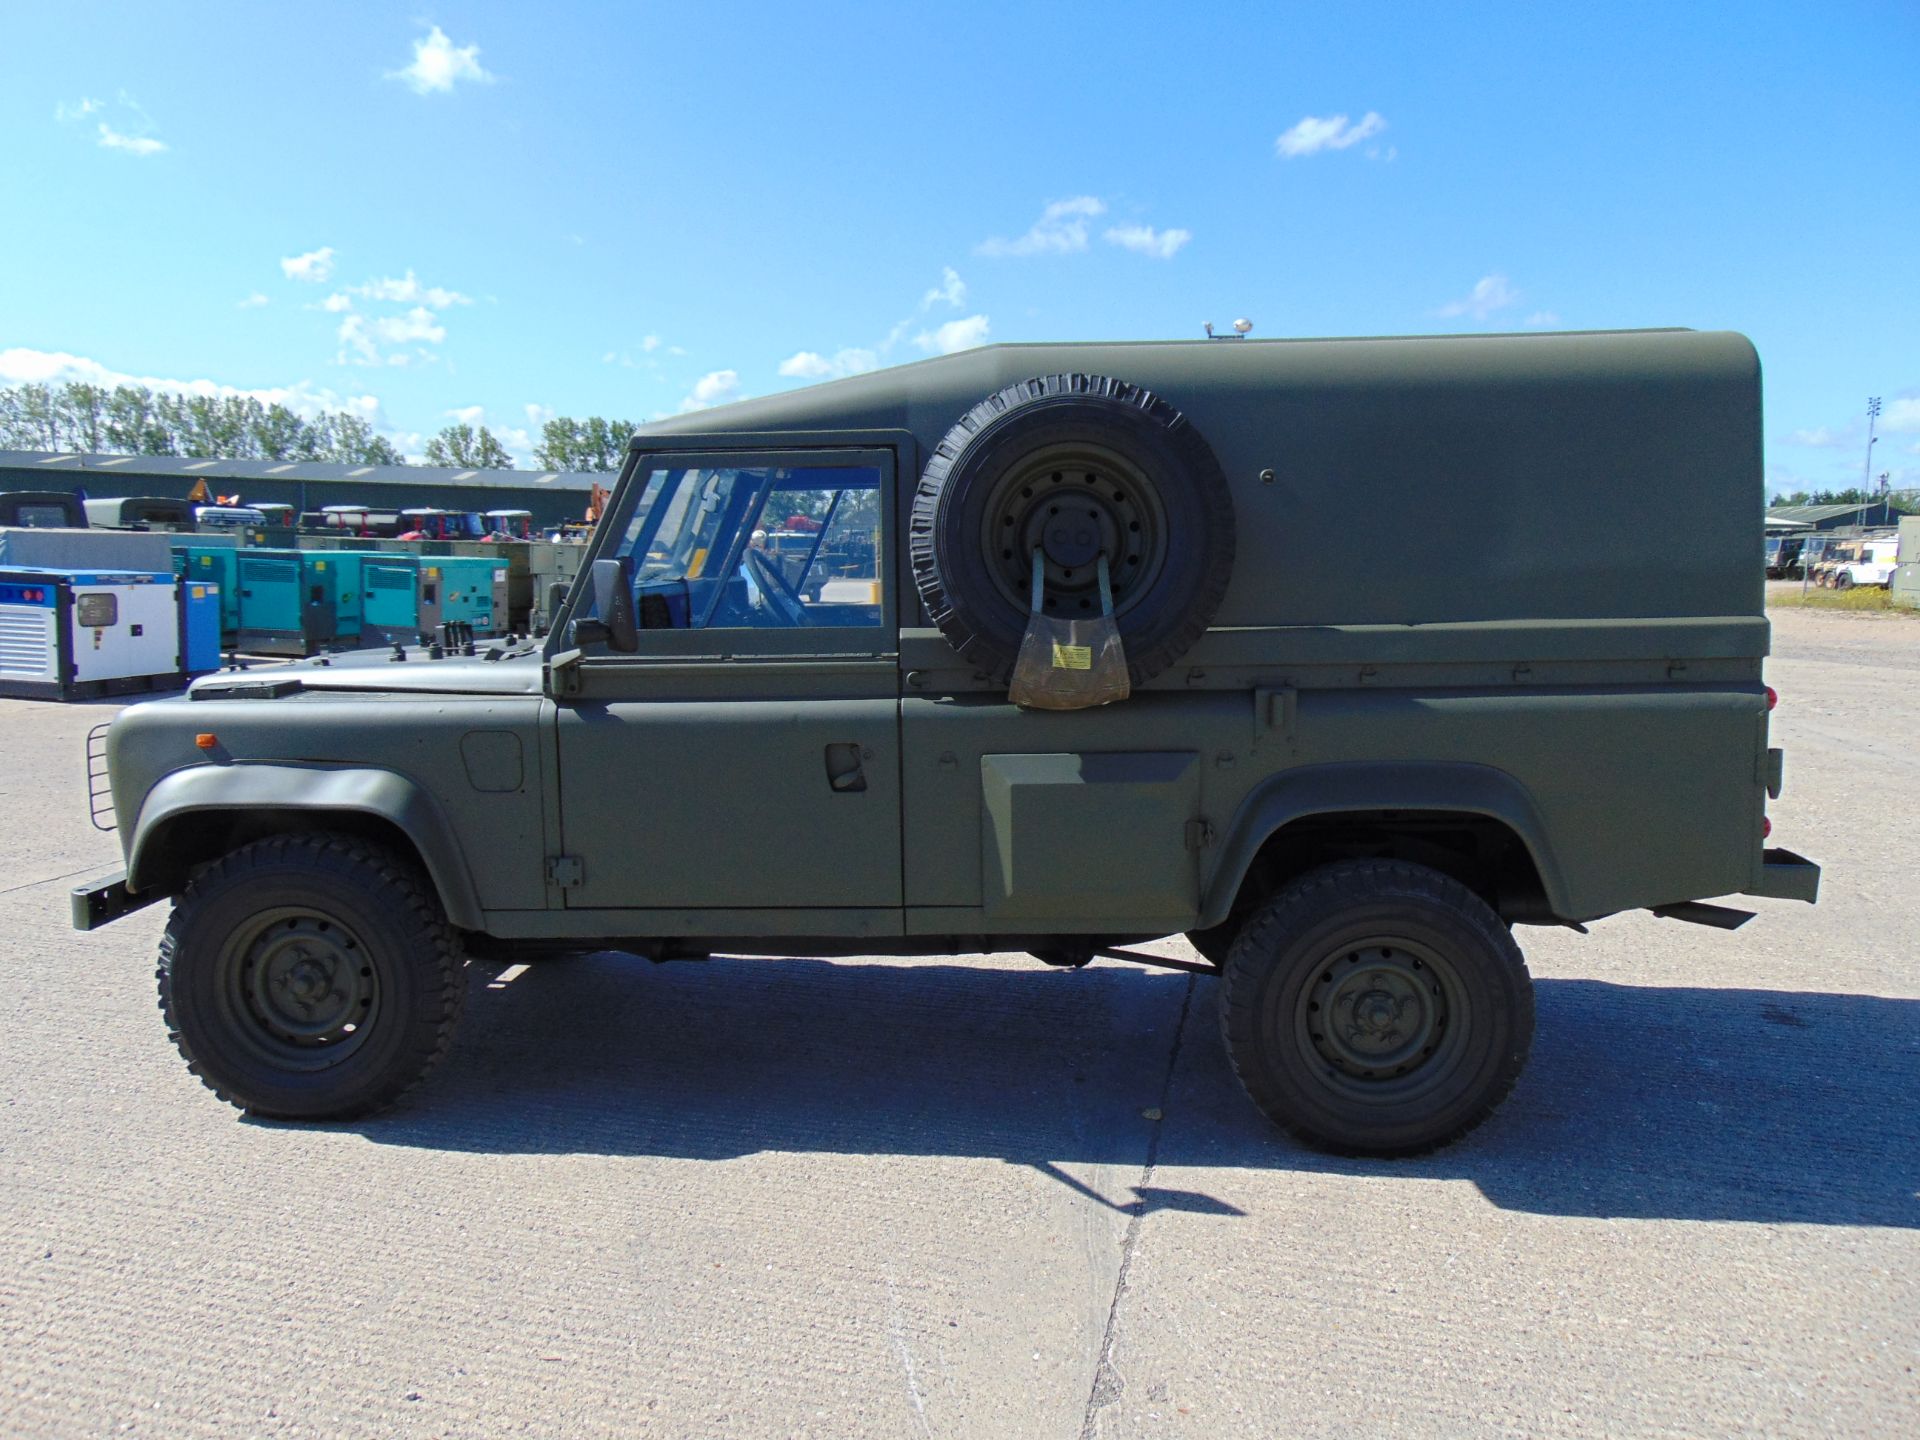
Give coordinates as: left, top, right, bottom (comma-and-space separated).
0, 450, 598, 492
1766, 503, 1891, 524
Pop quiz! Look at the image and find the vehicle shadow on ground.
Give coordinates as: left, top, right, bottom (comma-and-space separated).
347, 954, 1919, 1229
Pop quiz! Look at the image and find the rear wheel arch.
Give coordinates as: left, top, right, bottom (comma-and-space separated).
1199, 764, 1567, 933
126, 766, 485, 931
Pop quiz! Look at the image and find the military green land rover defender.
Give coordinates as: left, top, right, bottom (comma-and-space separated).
73, 330, 1820, 1155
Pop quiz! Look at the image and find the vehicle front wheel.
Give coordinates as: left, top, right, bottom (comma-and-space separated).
1218, 860, 1533, 1156
157, 833, 465, 1120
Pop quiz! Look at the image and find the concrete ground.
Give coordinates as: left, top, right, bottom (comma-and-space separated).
1, 605, 1914, 1438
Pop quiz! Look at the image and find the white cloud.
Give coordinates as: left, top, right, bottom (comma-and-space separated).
922, 267, 966, 310
679, 369, 742, 412
97, 123, 166, 156
237, 292, 269, 309
281, 246, 336, 283
374, 307, 446, 346
349, 270, 471, 309
977, 197, 1107, 258
641, 334, 662, 353
915, 315, 991, 355
778, 348, 880, 381
58, 94, 166, 155
446, 405, 487, 427
1523, 310, 1560, 327
390, 25, 495, 95
336, 309, 445, 366
1437, 274, 1521, 321
1788, 425, 1849, 448
317, 292, 354, 313
1103, 224, 1191, 260
1275, 111, 1388, 159
1882, 397, 1920, 433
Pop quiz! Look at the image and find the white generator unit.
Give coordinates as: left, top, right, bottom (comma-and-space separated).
0, 568, 184, 700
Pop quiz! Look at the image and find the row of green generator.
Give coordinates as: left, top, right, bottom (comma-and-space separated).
172, 544, 508, 655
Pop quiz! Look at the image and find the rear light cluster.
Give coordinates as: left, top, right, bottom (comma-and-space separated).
1765, 685, 1779, 711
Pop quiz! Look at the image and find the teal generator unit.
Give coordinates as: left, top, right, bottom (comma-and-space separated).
359, 555, 419, 643
234, 550, 365, 656
172, 543, 240, 641
419, 557, 507, 636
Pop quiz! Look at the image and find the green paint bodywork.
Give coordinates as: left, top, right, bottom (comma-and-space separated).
84, 330, 1818, 945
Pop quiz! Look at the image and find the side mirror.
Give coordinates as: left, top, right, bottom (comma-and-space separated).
577, 555, 639, 653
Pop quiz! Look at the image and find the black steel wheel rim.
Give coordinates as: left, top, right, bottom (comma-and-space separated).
218, 907, 380, 1071
976, 442, 1170, 620
1292, 934, 1470, 1102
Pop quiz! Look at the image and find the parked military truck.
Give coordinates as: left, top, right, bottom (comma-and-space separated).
72, 330, 1819, 1155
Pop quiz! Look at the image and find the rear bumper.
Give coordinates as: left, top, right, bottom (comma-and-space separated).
70, 870, 161, 931
1743, 848, 1821, 904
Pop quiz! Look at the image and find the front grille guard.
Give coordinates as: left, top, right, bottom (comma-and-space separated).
85, 723, 115, 832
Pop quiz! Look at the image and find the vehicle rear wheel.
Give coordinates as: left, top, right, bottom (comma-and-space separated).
157, 833, 465, 1120
1833, 572, 1853, 591
1218, 860, 1533, 1155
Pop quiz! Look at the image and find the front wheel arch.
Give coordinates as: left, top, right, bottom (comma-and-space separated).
126, 766, 484, 930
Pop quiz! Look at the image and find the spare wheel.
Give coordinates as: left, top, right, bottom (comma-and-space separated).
910, 374, 1236, 686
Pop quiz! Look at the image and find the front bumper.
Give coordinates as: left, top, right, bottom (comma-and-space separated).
70, 870, 161, 931
1744, 847, 1821, 904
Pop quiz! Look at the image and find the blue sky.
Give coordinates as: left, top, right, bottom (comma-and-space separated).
3, 1, 1915, 493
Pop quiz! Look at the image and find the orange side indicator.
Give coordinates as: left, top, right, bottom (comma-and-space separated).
195, 734, 218, 750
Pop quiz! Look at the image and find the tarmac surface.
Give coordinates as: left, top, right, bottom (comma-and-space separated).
1, 604, 1914, 1438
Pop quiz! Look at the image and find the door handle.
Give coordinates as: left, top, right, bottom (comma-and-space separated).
823, 742, 868, 793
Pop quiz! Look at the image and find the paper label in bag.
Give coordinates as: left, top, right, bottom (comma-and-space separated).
1051, 643, 1092, 670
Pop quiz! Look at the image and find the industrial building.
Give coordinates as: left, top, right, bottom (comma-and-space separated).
0, 450, 600, 532
1764, 500, 1908, 531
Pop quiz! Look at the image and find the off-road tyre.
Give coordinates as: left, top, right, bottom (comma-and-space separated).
1219, 860, 1533, 1156
1833, 572, 1854, 591
910, 373, 1235, 687
157, 833, 465, 1120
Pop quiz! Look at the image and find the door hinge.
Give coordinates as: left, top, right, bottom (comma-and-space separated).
1185, 818, 1217, 852
546, 855, 584, 889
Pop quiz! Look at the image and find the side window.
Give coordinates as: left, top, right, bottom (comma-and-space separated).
611, 460, 885, 631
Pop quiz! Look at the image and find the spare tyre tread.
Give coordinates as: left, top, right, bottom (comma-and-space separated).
910, 373, 1235, 687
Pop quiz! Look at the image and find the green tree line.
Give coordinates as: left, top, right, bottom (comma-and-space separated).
1770, 486, 1913, 509
532, 415, 639, 472
2, 379, 646, 473
0, 380, 405, 465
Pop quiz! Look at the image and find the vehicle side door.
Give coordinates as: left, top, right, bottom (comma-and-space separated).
550, 448, 903, 931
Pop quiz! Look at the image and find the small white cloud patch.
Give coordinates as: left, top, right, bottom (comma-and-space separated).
1437, 274, 1521, 321
97, 123, 166, 156
390, 25, 495, 95
915, 315, 991, 355
237, 293, 269, 309
282, 247, 337, 284
778, 348, 880, 381
60, 94, 167, 156
1104, 224, 1191, 260
922, 267, 967, 309
679, 370, 743, 413
349, 271, 471, 309
1523, 310, 1560, 328
977, 197, 1107, 257
1275, 111, 1388, 159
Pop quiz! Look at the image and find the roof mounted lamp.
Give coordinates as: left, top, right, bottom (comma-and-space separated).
1203, 319, 1254, 340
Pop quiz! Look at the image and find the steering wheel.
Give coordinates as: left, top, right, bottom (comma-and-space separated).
743, 547, 809, 627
